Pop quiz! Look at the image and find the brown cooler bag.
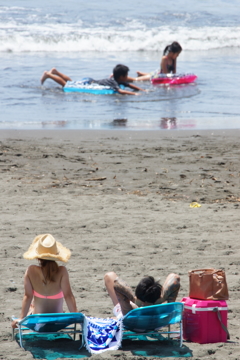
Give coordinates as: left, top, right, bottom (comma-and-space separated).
189, 269, 229, 300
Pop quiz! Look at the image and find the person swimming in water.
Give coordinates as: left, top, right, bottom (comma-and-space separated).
129, 41, 182, 82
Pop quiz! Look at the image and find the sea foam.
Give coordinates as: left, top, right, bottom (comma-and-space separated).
0, 20, 240, 53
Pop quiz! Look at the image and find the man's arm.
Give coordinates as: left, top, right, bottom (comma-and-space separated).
114, 278, 135, 302
128, 83, 146, 91
117, 88, 139, 95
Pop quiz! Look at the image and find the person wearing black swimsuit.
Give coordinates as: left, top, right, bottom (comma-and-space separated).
129, 41, 182, 81
160, 42, 182, 74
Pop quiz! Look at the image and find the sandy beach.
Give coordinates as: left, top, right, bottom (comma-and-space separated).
0, 129, 239, 360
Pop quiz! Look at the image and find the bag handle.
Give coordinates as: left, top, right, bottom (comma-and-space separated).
188, 269, 216, 276
189, 269, 224, 273
213, 308, 230, 340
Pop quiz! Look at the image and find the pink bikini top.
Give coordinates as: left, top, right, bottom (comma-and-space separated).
33, 290, 64, 299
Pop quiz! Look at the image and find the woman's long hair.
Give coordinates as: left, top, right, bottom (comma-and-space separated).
163, 41, 182, 55
38, 259, 59, 283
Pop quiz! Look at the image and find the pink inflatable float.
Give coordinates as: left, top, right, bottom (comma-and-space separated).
151, 73, 197, 85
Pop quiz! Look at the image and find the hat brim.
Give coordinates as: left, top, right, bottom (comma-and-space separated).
23, 235, 71, 263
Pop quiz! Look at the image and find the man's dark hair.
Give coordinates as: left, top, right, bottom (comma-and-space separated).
135, 276, 162, 303
113, 64, 129, 81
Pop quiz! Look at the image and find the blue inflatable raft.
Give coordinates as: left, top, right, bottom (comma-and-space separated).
63, 78, 124, 95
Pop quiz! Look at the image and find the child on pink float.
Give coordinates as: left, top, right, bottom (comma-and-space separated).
128, 41, 182, 82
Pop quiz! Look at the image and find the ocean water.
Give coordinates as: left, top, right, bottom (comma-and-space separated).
1, 0, 240, 130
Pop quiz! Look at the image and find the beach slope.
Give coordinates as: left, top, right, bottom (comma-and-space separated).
0, 129, 239, 360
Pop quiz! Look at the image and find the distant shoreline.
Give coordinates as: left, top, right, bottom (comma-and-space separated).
0, 128, 239, 142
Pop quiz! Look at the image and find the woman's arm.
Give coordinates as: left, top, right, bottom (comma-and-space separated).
11, 268, 33, 328
61, 267, 78, 312
160, 56, 169, 74
172, 59, 177, 74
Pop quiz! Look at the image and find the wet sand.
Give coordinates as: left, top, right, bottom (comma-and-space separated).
0, 129, 239, 360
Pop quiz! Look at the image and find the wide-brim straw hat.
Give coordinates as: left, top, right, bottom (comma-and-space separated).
23, 234, 71, 262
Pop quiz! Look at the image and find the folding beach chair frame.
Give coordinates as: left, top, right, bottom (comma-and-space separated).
12, 312, 85, 350
122, 302, 183, 347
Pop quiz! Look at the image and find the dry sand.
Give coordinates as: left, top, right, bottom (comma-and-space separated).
0, 129, 239, 360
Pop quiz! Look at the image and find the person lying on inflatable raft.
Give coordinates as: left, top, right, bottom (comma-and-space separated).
41, 64, 145, 96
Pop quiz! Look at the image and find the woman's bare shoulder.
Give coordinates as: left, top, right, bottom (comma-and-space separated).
161, 56, 168, 62
58, 265, 68, 273
25, 264, 40, 277
26, 264, 39, 271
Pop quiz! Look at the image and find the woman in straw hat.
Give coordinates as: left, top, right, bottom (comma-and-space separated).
11, 234, 77, 328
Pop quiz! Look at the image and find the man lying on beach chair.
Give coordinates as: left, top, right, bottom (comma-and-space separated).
104, 272, 180, 318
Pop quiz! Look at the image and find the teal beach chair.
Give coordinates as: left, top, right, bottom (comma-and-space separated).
122, 302, 183, 347
12, 312, 85, 349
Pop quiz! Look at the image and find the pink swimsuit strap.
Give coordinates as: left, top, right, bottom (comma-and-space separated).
33, 290, 64, 299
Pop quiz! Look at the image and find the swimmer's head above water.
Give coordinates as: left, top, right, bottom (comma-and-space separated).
163, 41, 182, 59
113, 64, 130, 82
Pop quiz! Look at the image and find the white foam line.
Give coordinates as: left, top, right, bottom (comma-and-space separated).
0, 23, 239, 52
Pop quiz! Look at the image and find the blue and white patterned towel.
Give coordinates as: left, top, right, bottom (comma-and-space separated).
84, 316, 123, 354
